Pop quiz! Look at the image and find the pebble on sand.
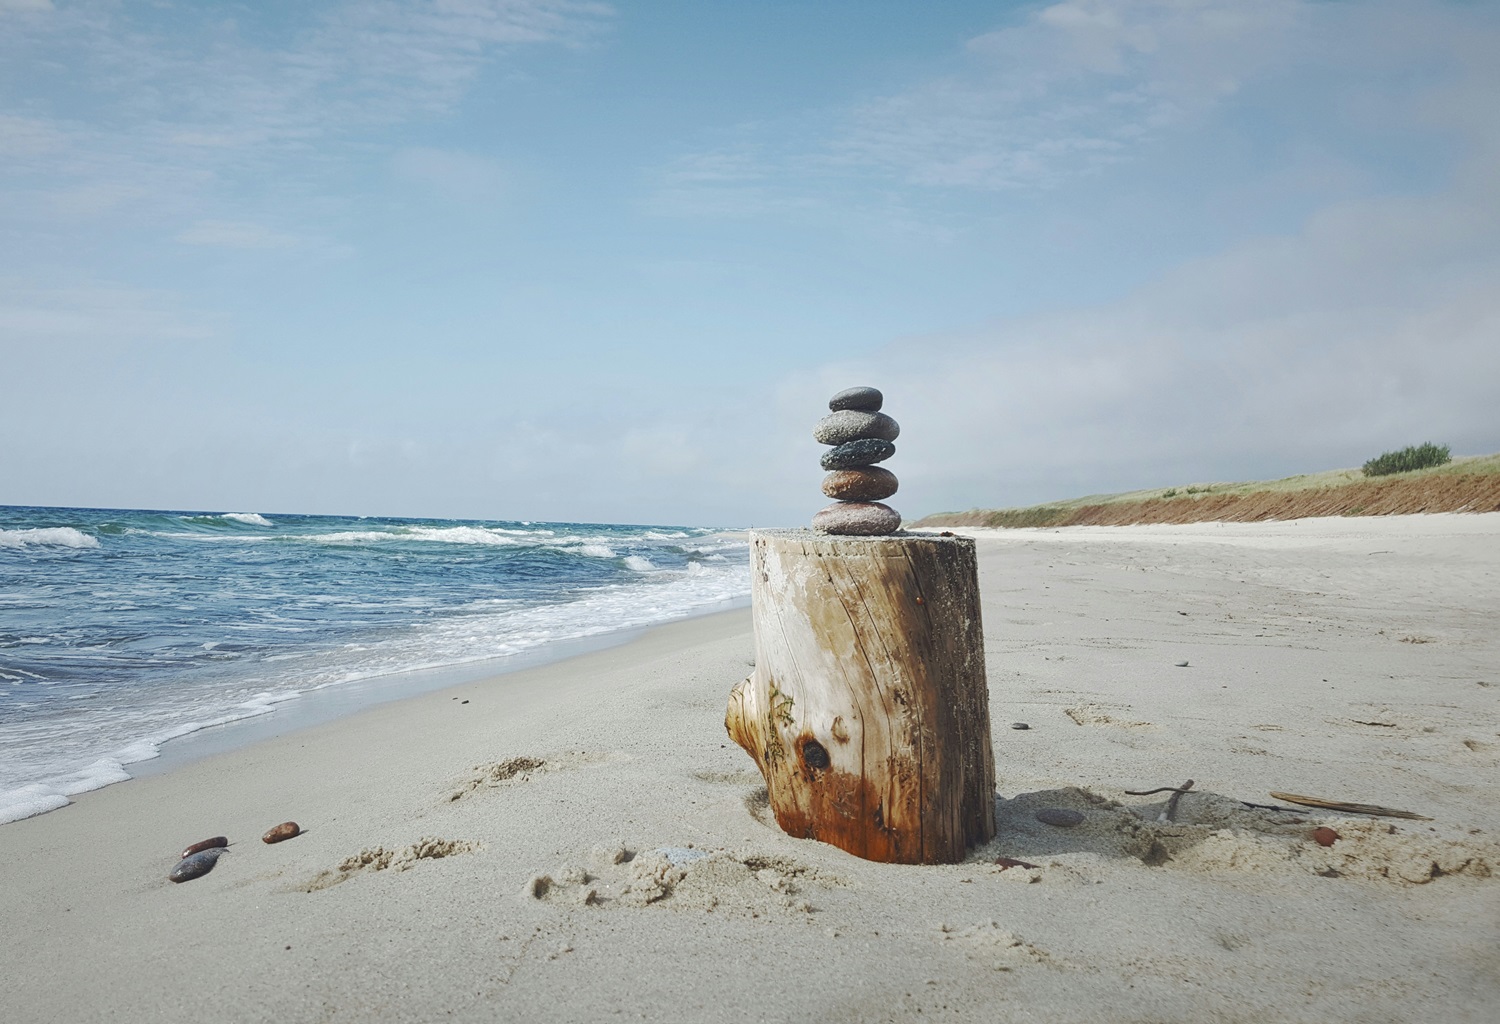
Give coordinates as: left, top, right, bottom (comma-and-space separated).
180, 836, 228, 859
1034, 808, 1085, 828
811, 501, 902, 536
262, 821, 301, 844
828, 386, 883, 413
812, 409, 900, 446
820, 438, 895, 471
1010, 722, 1030, 730
1312, 826, 1340, 847
169, 848, 227, 883
821, 466, 898, 501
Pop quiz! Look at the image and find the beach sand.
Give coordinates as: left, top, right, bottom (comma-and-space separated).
3, 513, 1497, 1023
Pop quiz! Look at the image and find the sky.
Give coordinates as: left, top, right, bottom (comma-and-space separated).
2, 0, 1497, 527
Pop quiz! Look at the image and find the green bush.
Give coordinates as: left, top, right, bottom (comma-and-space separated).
1362, 442, 1451, 477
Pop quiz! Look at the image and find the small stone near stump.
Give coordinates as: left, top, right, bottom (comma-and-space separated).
1010, 722, 1030, 730
1175, 660, 1190, 668
1034, 808, 1085, 828
1312, 826, 1340, 847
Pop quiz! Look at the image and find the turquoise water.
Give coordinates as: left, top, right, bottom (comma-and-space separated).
0, 506, 748, 822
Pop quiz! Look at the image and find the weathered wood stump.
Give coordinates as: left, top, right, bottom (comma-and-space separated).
726, 530, 995, 863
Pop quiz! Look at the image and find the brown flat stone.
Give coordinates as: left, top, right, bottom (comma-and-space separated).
822, 466, 898, 501
811, 501, 902, 536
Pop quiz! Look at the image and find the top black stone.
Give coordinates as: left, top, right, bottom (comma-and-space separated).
828, 386, 882, 412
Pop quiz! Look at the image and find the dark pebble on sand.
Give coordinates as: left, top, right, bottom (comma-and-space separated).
169, 848, 227, 883
820, 438, 895, 471
1010, 722, 1030, 730
813, 410, 900, 446
180, 836, 228, 859
828, 386, 883, 412
1034, 808, 1085, 828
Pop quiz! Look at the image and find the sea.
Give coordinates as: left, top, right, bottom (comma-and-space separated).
0, 505, 750, 824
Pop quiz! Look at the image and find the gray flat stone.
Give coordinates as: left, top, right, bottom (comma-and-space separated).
811, 501, 902, 536
828, 386, 883, 412
822, 466, 898, 501
820, 438, 895, 471
1034, 808, 1085, 828
813, 409, 900, 446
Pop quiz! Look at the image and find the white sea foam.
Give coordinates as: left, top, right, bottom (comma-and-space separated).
223, 512, 273, 527
0, 527, 99, 549
312, 527, 527, 546
576, 544, 617, 558
0, 757, 132, 824
624, 555, 656, 572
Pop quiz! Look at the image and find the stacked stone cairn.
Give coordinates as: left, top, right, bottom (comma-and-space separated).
811, 386, 902, 536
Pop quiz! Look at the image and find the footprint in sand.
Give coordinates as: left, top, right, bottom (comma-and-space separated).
522, 844, 844, 918
446, 751, 622, 802
1064, 702, 1151, 728
936, 921, 1052, 970
690, 768, 765, 785
302, 836, 480, 891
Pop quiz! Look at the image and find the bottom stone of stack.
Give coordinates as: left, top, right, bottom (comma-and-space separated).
811, 501, 902, 536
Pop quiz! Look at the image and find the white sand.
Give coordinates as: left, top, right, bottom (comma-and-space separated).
2, 513, 1497, 1023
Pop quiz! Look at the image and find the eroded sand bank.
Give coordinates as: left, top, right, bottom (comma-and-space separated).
2, 514, 1496, 1023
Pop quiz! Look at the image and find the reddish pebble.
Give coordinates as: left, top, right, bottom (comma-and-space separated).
1312, 826, 1340, 847
180, 836, 228, 859
262, 821, 301, 844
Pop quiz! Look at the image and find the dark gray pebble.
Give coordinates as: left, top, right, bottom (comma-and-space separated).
1034, 808, 1085, 828
169, 848, 227, 883
813, 410, 900, 446
1175, 660, 1190, 667
828, 386, 883, 412
820, 438, 895, 471
1010, 722, 1030, 730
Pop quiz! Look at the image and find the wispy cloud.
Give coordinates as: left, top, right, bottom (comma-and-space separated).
0, 1, 613, 237
650, 0, 1312, 212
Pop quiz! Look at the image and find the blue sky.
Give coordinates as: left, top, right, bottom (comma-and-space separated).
3, 0, 1497, 526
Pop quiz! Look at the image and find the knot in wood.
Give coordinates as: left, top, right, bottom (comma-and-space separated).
801, 739, 830, 771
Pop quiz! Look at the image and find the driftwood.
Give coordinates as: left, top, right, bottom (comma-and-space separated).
1269, 792, 1432, 821
726, 530, 995, 864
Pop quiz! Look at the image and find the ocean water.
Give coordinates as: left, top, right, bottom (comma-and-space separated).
0, 505, 749, 824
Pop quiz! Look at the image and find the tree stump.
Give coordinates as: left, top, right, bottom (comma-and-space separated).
726, 530, 995, 864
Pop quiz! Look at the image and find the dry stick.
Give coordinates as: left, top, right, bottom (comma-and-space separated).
1162, 779, 1194, 822
1239, 801, 1308, 814
1268, 791, 1432, 821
